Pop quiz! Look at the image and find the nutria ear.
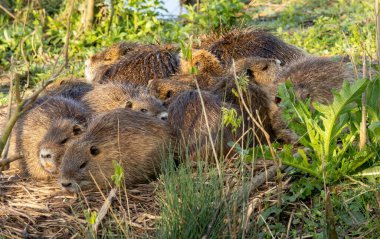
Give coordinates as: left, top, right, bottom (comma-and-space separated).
261, 63, 269, 71
125, 101, 133, 108
59, 79, 67, 86
73, 124, 84, 136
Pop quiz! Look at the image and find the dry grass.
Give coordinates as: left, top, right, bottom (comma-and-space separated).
0, 158, 286, 238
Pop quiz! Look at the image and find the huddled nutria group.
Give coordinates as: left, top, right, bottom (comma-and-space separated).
1, 29, 354, 193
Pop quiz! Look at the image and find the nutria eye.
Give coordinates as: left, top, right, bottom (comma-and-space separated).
166, 90, 173, 98
80, 161, 87, 169
246, 69, 254, 78
90, 146, 100, 156
262, 65, 269, 71
275, 97, 282, 104
125, 101, 133, 108
194, 61, 200, 68
60, 138, 68, 145
140, 108, 148, 113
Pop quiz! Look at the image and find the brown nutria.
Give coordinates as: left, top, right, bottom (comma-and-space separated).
179, 49, 226, 77
275, 56, 354, 104
59, 109, 173, 192
8, 96, 89, 179
206, 29, 305, 67
147, 77, 195, 101
85, 41, 141, 82
43, 77, 93, 100
167, 90, 237, 161
82, 82, 167, 119
94, 44, 181, 85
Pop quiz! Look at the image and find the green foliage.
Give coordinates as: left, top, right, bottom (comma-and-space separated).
222, 107, 242, 135
111, 160, 124, 188
157, 160, 226, 238
277, 79, 380, 183
84, 209, 97, 226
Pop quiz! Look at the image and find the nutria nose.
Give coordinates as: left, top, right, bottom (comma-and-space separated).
61, 182, 72, 188
40, 149, 53, 159
158, 112, 168, 120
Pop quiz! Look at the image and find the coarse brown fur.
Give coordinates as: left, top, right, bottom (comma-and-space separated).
96, 44, 181, 85
206, 29, 305, 67
85, 41, 142, 82
275, 56, 354, 104
8, 96, 90, 180
147, 77, 196, 101
43, 77, 93, 100
82, 82, 167, 119
59, 109, 173, 192
167, 90, 237, 161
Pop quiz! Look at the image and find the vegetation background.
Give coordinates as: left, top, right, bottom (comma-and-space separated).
0, 0, 379, 238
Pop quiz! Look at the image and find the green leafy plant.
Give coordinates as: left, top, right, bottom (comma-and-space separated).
111, 160, 124, 188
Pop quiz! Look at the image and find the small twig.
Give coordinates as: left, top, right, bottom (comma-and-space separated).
0, 155, 23, 170
64, 0, 75, 68
92, 188, 117, 232
0, 3, 16, 19
359, 45, 367, 150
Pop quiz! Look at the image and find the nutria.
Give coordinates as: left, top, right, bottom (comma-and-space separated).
94, 44, 181, 85
206, 29, 305, 67
8, 96, 90, 179
59, 109, 173, 192
82, 82, 167, 119
85, 41, 141, 82
167, 90, 237, 161
274, 56, 354, 104
147, 77, 195, 101
43, 77, 93, 100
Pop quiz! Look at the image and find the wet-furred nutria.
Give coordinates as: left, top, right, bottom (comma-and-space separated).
43, 77, 93, 100
82, 82, 167, 119
274, 56, 354, 104
8, 96, 90, 180
93, 44, 181, 85
59, 109, 173, 192
206, 29, 305, 67
85, 41, 141, 82
167, 90, 237, 161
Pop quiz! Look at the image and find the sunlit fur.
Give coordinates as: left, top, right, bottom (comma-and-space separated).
60, 109, 173, 193
9, 96, 89, 180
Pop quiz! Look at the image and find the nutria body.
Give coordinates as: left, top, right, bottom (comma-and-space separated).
206, 29, 305, 67
59, 109, 173, 192
8, 96, 89, 179
85, 41, 141, 82
82, 82, 167, 119
43, 77, 93, 100
275, 56, 354, 104
167, 90, 237, 161
94, 44, 180, 85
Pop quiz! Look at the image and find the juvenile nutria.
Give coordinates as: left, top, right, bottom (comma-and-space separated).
147, 77, 195, 101
59, 109, 173, 192
275, 56, 354, 104
207, 29, 305, 67
167, 90, 237, 161
85, 41, 141, 82
95, 44, 181, 85
43, 77, 93, 100
8, 96, 89, 179
82, 82, 167, 119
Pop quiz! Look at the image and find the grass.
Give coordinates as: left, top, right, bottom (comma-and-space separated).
0, 0, 379, 238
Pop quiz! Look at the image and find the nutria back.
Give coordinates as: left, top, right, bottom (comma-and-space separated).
43, 77, 93, 100
275, 56, 354, 104
85, 41, 142, 82
59, 109, 173, 192
207, 29, 305, 67
97, 44, 180, 85
167, 90, 236, 161
9, 96, 90, 180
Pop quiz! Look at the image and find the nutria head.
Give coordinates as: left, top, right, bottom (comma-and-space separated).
59, 109, 172, 193
233, 57, 281, 86
85, 42, 139, 82
180, 49, 225, 76
148, 78, 194, 101
125, 96, 168, 120
39, 119, 86, 174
